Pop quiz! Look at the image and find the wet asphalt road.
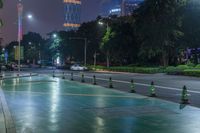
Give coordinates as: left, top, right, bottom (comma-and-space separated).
24, 68, 200, 108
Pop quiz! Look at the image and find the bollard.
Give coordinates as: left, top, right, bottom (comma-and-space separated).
93, 75, 97, 85
62, 72, 65, 79
30, 73, 32, 77
181, 85, 189, 104
81, 74, 85, 83
17, 74, 20, 83
53, 71, 55, 78
149, 81, 156, 97
0, 73, 3, 80
130, 79, 136, 93
109, 77, 113, 88
71, 73, 74, 81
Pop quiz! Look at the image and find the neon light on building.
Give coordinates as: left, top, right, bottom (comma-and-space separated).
63, 0, 81, 31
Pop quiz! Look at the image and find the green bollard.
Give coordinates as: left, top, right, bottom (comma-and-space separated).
70, 72, 74, 81
149, 81, 156, 97
81, 74, 85, 83
53, 71, 55, 78
93, 75, 97, 85
109, 77, 113, 88
181, 85, 189, 104
62, 72, 65, 79
0, 73, 3, 80
130, 79, 136, 93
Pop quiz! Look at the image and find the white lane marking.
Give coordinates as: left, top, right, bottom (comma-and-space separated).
63, 74, 200, 94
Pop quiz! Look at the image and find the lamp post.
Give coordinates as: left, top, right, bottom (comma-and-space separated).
69, 37, 88, 66
98, 20, 110, 68
93, 51, 99, 68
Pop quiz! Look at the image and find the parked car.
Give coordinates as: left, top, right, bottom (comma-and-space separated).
70, 64, 88, 71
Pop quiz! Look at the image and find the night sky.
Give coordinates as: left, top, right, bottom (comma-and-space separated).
0, 0, 118, 45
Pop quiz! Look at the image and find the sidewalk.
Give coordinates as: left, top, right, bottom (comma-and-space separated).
0, 88, 16, 133
0, 93, 6, 133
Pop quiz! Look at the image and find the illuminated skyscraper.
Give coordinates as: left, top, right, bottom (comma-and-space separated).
63, 0, 81, 31
121, 0, 143, 16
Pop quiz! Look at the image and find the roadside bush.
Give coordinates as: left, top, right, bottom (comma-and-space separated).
176, 65, 191, 70
90, 66, 163, 74
166, 66, 182, 74
195, 64, 200, 69
187, 62, 195, 67
182, 69, 200, 77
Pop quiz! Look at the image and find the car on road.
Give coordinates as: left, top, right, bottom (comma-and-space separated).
70, 64, 88, 71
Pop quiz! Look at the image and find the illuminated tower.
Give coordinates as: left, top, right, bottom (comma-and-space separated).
63, 0, 81, 31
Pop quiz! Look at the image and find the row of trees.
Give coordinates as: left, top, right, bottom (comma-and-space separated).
4, 0, 200, 67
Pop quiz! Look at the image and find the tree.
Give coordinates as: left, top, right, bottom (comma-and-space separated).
100, 16, 139, 66
21, 32, 45, 64
0, 0, 3, 46
182, 0, 200, 64
6, 41, 18, 62
136, 0, 186, 66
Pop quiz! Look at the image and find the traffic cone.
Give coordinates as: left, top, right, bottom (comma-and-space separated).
93, 75, 97, 85
109, 77, 113, 88
181, 85, 189, 104
149, 81, 156, 97
130, 79, 136, 93
81, 74, 85, 83
62, 72, 65, 79
70, 72, 74, 81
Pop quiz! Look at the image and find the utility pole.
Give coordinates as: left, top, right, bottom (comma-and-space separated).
84, 38, 87, 66
94, 51, 96, 68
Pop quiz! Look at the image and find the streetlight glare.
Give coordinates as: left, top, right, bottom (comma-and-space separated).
27, 14, 33, 20
53, 33, 57, 38
98, 21, 104, 25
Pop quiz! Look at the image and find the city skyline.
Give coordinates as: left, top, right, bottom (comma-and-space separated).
0, 0, 140, 44
0, 0, 108, 44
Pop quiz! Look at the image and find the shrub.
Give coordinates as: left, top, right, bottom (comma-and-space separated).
176, 65, 190, 70
195, 64, 200, 69
182, 69, 200, 77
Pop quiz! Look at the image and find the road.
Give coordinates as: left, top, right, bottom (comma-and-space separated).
2, 72, 200, 133
24, 68, 200, 108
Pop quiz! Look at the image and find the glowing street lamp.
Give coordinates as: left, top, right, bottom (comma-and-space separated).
98, 21, 104, 25
98, 20, 110, 68
27, 14, 33, 20
53, 33, 57, 39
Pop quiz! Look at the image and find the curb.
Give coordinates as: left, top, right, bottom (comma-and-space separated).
0, 89, 16, 133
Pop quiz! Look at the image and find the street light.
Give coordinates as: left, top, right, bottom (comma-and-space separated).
98, 21, 104, 26
53, 33, 57, 39
27, 14, 33, 20
69, 37, 88, 66
98, 20, 110, 68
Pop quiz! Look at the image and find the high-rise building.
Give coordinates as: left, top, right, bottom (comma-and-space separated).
121, 0, 143, 16
63, 0, 81, 31
109, 5, 121, 16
